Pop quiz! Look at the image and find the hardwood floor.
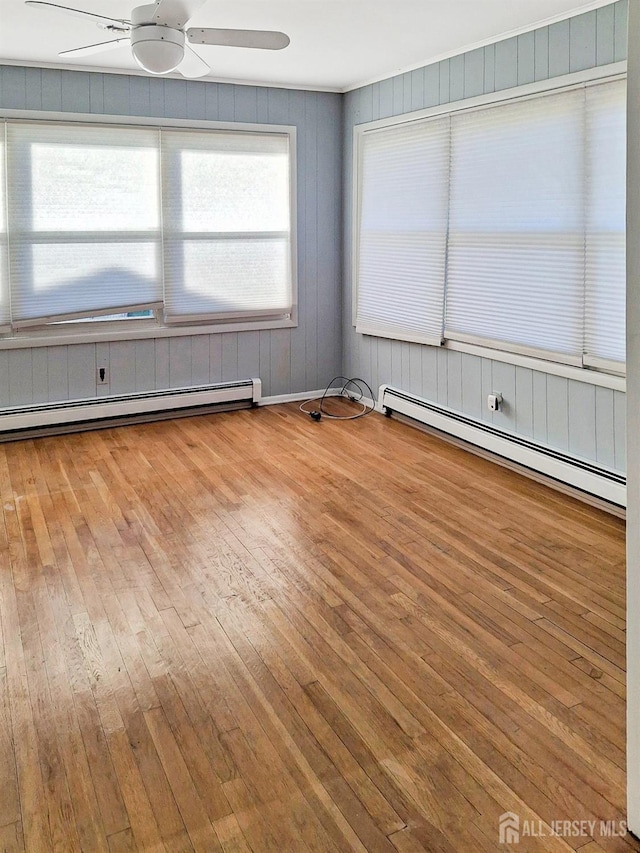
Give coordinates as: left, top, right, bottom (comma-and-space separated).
0, 400, 634, 852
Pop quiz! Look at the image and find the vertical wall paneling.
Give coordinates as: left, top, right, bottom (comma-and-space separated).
532, 372, 548, 444
446, 350, 462, 412
268, 329, 291, 397
534, 27, 550, 81
408, 345, 422, 397
517, 32, 536, 85
8, 350, 32, 406
236, 331, 260, 387
24, 67, 42, 111
595, 385, 616, 469
549, 19, 572, 78
410, 68, 425, 111
436, 348, 448, 406
67, 342, 98, 399
543, 375, 570, 451
108, 341, 137, 395
103, 73, 131, 116
515, 366, 534, 438
614, 390, 626, 471
46, 346, 70, 402
41, 68, 63, 111
567, 381, 597, 460
190, 334, 211, 387
134, 339, 157, 392
316, 93, 342, 388
31, 348, 49, 404
464, 48, 485, 99
483, 44, 497, 93
438, 60, 450, 105
89, 73, 104, 114
491, 361, 516, 432
424, 64, 440, 108
153, 338, 170, 390
480, 359, 494, 425
494, 37, 519, 90
61, 70, 90, 113
185, 80, 206, 120
614, 0, 629, 62
129, 75, 151, 116
169, 336, 193, 389
570, 11, 597, 72
449, 54, 465, 102
596, 4, 616, 66
257, 331, 270, 393
343, 1, 626, 471
460, 353, 482, 421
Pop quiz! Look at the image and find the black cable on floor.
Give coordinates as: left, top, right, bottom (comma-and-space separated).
299, 376, 376, 421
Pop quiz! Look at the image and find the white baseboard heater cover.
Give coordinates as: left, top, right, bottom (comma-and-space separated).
0, 378, 262, 440
379, 384, 626, 508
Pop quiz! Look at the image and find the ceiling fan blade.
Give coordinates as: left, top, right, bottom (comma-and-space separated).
177, 45, 210, 78
58, 38, 129, 57
25, 1, 130, 27
151, 0, 207, 28
186, 28, 290, 51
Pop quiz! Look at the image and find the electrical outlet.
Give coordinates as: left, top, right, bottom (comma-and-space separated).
488, 393, 503, 412
97, 367, 109, 385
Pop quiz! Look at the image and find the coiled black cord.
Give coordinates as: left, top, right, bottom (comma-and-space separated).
299, 376, 376, 421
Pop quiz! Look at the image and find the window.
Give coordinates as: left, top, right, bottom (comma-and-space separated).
0, 117, 295, 340
354, 68, 626, 374
162, 129, 292, 324
356, 118, 449, 345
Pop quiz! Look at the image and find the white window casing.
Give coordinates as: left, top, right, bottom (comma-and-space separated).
0, 113, 297, 344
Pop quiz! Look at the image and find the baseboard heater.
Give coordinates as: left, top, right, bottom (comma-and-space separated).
380, 384, 626, 509
0, 378, 261, 441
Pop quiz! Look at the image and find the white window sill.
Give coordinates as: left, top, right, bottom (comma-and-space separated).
0, 315, 297, 350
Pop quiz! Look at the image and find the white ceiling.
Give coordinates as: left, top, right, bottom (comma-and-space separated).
0, 0, 618, 92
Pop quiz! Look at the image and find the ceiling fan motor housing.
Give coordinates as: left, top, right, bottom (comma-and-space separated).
131, 4, 184, 74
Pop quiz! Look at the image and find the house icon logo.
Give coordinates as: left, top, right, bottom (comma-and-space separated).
499, 812, 520, 844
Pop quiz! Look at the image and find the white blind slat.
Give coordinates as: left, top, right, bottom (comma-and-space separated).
161, 130, 292, 321
7, 122, 161, 325
585, 79, 626, 364
356, 118, 449, 343
445, 89, 586, 358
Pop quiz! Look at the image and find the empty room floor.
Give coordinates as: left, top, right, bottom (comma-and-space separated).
0, 402, 634, 852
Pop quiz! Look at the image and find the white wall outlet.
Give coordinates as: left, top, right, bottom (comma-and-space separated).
488, 392, 503, 412
97, 367, 109, 385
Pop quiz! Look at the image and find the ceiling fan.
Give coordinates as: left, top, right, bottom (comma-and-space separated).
25, 0, 290, 78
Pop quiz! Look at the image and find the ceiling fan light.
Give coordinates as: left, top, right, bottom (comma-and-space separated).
131, 24, 184, 74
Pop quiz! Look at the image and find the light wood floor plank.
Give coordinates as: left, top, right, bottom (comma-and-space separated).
0, 402, 636, 851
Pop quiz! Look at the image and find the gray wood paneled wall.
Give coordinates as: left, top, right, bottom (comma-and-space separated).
0, 67, 343, 400
343, 0, 628, 472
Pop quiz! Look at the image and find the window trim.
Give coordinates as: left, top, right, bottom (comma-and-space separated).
352, 60, 627, 379
0, 109, 298, 348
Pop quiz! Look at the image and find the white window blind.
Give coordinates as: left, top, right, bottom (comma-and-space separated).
356, 117, 449, 345
445, 89, 586, 363
7, 122, 162, 327
584, 79, 626, 367
161, 130, 292, 323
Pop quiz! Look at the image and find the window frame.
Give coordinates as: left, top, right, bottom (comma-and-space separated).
352, 60, 627, 382
0, 110, 298, 349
